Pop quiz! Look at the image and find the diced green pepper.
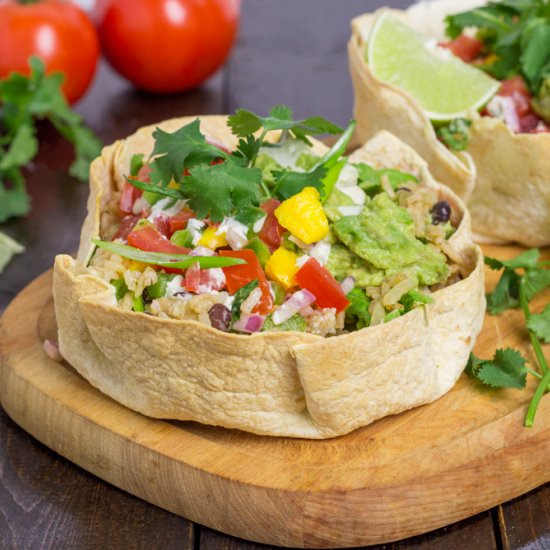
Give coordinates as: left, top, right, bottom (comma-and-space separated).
170, 229, 193, 248
245, 237, 271, 267
262, 313, 306, 332
110, 278, 129, 300
143, 189, 164, 206
270, 282, 286, 305
132, 294, 145, 312
145, 273, 176, 299
130, 154, 145, 177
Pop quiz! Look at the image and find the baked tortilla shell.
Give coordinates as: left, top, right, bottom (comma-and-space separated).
53, 116, 485, 439
349, 1, 550, 247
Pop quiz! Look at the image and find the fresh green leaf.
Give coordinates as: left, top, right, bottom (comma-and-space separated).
527, 303, 550, 343
0, 55, 101, 221
148, 120, 230, 187
235, 205, 266, 227
520, 19, 550, 90
92, 240, 245, 269
273, 164, 328, 200
182, 162, 262, 222
466, 349, 528, 389
436, 119, 472, 151
486, 268, 521, 313
227, 105, 343, 146
231, 279, 259, 322
445, 6, 515, 40
0, 124, 37, 170
523, 266, 550, 301
485, 249, 540, 270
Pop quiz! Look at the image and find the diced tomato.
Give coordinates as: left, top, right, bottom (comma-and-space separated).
119, 182, 143, 215
113, 214, 140, 241
219, 249, 274, 314
259, 198, 284, 252
498, 75, 532, 116
184, 262, 201, 292
439, 34, 483, 63
200, 268, 226, 292
295, 258, 350, 313
168, 208, 195, 234
152, 215, 171, 238
120, 164, 152, 215
137, 164, 152, 181
128, 223, 190, 254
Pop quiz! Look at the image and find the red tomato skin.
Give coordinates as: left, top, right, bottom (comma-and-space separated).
219, 249, 274, 314
169, 208, 195, 234
440, 34, 483, 63
95, 0, 240, 93
119, 182, 143, 215
259, 199, 284, 252
295, 258, 350, 313
113, 214, 140, 241
0, 0, 99, 104
128, 224, 190, 254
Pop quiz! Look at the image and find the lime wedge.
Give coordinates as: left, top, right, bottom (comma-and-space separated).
367, 11, 500, 122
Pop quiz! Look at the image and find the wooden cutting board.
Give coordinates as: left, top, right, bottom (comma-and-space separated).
1, 244, 549, 549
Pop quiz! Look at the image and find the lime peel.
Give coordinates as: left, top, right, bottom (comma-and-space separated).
367, 11, 500, 122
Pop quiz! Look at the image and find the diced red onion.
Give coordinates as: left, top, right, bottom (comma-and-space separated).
43, 339, 63, 362
240, 287, 262, 315
299, 305, 315, 316
340, 276, 355, 295
233, 314, 265, 333
190, 246, 215, 256
272, 289, 316, 325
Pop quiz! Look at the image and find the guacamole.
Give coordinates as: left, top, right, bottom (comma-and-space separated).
327, 191, 449, 287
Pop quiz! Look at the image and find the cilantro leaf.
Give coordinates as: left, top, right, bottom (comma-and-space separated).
181, 162, 262, 222
466, 349, 528, 389
273, 164, 327, 200
486, 268, 521, 313
485, 249, 540, 270
523, 266, 550, 301
148, 120, 229, 186
527, 303, 550, 343
436, 119, 472, 151
520, 19, 550, 90
227, 105, 343, 146
0, 56, 102, 221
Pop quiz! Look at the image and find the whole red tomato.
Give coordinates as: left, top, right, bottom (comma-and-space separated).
94, 0, 240, 93
0, 0, 100, 104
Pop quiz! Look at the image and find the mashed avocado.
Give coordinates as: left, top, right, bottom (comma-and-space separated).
329, 193, 448, 287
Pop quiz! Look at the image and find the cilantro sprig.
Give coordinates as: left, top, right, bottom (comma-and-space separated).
445, 1, 550, 107
436, 119, 472, 151
467, 249, 550, 426
127, 106, 348, 222
0, 57, 102, 222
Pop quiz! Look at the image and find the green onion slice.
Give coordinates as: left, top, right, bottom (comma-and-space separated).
93, 240, 245, 269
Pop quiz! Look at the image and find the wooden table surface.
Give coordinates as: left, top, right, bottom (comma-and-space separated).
1, 1, 549, 548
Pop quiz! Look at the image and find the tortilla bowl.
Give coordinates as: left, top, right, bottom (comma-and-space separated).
349, 0, 550, 248
53, 115, 485, 439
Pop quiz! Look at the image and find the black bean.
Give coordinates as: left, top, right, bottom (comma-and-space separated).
208, 303, 232, 332
431, 200, 451, 225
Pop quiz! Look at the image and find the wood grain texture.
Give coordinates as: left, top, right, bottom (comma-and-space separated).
1, 248, 548, 549
498, 484, 550, 550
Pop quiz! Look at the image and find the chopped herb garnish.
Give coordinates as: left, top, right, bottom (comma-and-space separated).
436, 119, 472, 151
0, 56, 102, 222
469, 249, 550, 426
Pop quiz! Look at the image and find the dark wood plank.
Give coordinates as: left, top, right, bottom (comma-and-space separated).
226, 0, 412, 126
0, 408, 195, 550
198, 512, 497, 550
498, 484, 550, 550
